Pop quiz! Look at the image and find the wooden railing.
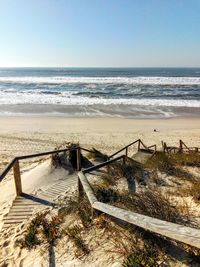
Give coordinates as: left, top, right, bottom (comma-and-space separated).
163, 140, 200, 154
109, 139, 157, 159
1, 138, 198, 198
0, 139, 156, 197
0, 146, 97, 197
78, 156, 200, 249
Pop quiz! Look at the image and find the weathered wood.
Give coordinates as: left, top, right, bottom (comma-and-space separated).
79, 157, 200, 249
78, 177, 84, 200
137, 139, 141, 151
123, 155, 126, 165
78, 172, 97, 205
180, 140, 190, 151
147, 144, 157, 151
179, 139, 183, 152
0, 158, 16, 182
17, 147, 77, 160
93, 202, 200, 249
83, 155, 124, 174
79, 147, 96, 154
13, 159, 22, 196
125, 147, 128, 157
77, 147, 81, 171
109, 139, 140, 158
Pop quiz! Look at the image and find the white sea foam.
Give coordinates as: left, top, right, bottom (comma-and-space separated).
1, 76, 200, 85
0, 91, 200, 107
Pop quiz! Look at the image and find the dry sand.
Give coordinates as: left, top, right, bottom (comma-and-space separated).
0, 115, 200, 266
0, 116, 200, 159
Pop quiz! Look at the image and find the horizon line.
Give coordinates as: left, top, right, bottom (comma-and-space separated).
0, 66, 200, 69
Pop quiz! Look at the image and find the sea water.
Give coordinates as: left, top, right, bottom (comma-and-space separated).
0, 67, 200, 118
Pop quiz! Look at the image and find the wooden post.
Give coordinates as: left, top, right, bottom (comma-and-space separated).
78, 177, 84, 201
77, 147, 81, 171
179, 140, 183, 153
123, 155, 126, 166
161, 141, 164, 150
13, 159, 22, 196
163, 142, 167, 153
138, 140, 141, 151
125, 147, 128, 157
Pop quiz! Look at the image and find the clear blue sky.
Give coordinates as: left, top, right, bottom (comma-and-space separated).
0, 0, 200, 67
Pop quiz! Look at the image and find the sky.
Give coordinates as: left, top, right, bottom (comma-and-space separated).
0, 0, 200, 68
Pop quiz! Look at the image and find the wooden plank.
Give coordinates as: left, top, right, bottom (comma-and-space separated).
78, 169, 200, 248
13, 159, 22, 196
17, 147, 77, 160
78, 172, 97, 205
109, 139, 140, 158
93, 202, 200, 249
0, 158, 16, 182
0, 147, 78, 183
80, 147, 97, 154
77, 147, 81, 171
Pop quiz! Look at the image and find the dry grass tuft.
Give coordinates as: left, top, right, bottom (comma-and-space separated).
100, 173, 117, 186
65, 224, 90, 257
95, 186, 119, 203
58, 194, 92, 228
122, 243, 159, 267
114, 189, 189, 225
87, 148, 108, 161
146, 152, 194, 181
171, 152, 200, 167
19, 211, 64, 250
98, 217, 161, 266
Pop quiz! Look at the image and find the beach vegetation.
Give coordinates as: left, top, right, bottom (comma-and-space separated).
188, 182, 200, 203
145, 152, 194, 181
19, 212, 47, 249
87, 147, 108, 161
19, 211, 64, 249
122, 245, 159, 267
170, 152, 200, 167
58, 194, 92, 228
65, 224, 90, 257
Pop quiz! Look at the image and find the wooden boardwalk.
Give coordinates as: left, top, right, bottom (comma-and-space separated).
2, 141, 200, 250
78, 155, 200, 249
2, 174, 77, 230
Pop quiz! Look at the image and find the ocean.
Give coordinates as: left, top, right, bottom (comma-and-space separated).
0, 67, 200, 118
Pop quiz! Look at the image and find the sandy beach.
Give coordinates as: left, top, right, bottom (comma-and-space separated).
0, 115, 200, 266
0, 116, 200, 160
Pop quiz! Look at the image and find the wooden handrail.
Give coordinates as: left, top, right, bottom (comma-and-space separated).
78, 170, 200, 249
109, 139, 140, 159
180, 139, 190, 151
83, 155, 125, 174
0, 147, 78, 182
79, 147, 98, 154
17, 147, 78, 160
163, 140, 200, 154
109, 139, 157, 159
78, 171, 97, 205
0, 158, 17, 182
93, 202, 200, 249
147, 144, 157, 150
0, 144, 106, 197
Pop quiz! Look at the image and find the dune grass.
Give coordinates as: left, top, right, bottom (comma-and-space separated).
87, 148, 108, 161
65, 224, 90, 257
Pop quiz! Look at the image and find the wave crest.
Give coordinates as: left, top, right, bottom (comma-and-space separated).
1, 76, 200, 85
